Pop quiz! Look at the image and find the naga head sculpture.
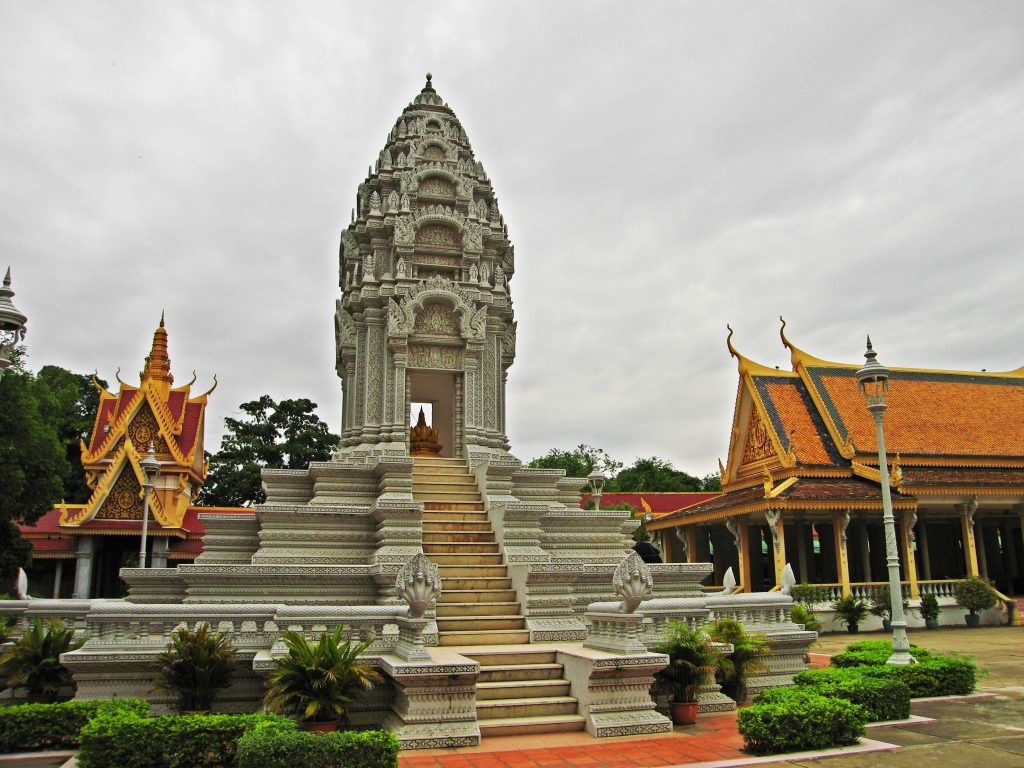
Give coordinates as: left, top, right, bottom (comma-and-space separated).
613, 551, 653, 613
395, 553, 442, 619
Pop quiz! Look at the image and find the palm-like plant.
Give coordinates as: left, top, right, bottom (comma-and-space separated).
0, 618, 84, 701
263, 628, 382, 724
154, 623, 237, 712
652, 621, 720, 704
708, 618, 771, 702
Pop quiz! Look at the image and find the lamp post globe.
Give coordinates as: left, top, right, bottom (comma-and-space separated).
856, 337, 915, 665
0, 268, 28, 381
138, 442, 161, 568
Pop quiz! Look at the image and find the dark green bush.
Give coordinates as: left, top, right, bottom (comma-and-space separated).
857, 657, 977, 697
237, 728, 399, 768
842, 640, 932, 659
791, 668, 911, 721
738, 688, 866, 755
77, 711, 295, 768
0, 698, 148, 753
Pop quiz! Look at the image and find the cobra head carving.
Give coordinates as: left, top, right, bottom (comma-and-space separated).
395, 553, 442, 618
613, 551, 653, 613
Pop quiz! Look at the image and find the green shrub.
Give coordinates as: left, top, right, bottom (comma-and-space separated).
836, 640, 932, 663
789, 584, 833, 607
0, 618, 86, 701
738, 688, 866, 755
953, 577, 998, 614
791, 603, 822, 633
78, 711, 295, 768
791, 668, 911, 721
237, 728, 399, 768
0, 699, 148, 753
154, 623, 237, 712
857, 657, 977, 697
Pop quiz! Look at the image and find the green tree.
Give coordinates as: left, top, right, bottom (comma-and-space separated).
199, 396, 339, 507
35, 366, 105, 504
700, 472, 723, 492
527, 444, 622, 478
611, 456, 703, 492
0, 354, 69, 581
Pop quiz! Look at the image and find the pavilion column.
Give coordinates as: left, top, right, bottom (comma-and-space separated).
833, 510, 852, 597
151, 537, 169, 569
1018, 505, 1024, 562
726, 518, 751, 592
766, 510, 786, 587
73, 535, 94, 599
795, 521, 809, 583
958, 499, 980, 577
918, 521, 932, 580
976, 522, 989, 579
1004, 522, 1019, 584
900, 511, 920, 598
52, 559, 64, 599
685, 527, 697, 564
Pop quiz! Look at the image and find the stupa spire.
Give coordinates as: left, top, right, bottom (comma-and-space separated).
141, 312, 174, 390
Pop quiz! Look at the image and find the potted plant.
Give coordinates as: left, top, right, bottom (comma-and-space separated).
953, 576, 997, 628
154, 623, 237, 713
652, 621, 720, 725
917, 593, 941, 630
0, 618, 84, 702
831, 595, 868, 634
791, 603, 822, 634
868, 584, 910, 633
708, 618, 770, 703
263, 627, 382, 731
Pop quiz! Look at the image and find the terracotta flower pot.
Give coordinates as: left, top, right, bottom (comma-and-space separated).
302, 720, 337, 733
670, 700, 699, 726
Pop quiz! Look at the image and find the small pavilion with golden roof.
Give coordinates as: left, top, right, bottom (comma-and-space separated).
20, 317, 251, 599
649, 320, 1024, 606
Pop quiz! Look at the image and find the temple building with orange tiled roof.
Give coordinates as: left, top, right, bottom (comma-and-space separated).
649, 320, 1024, 609
18, 318, 252, 599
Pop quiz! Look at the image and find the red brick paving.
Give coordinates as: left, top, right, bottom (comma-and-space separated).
399, 712, 747, 768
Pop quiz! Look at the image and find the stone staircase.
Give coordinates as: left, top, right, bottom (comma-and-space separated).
413, 455, 584, 736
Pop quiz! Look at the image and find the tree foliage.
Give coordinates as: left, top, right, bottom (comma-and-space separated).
0, 355, 69, 581
527, 444, 622, 478
35, 366, 105, 504
199, 396, 339, 507
611, 456, 705, 492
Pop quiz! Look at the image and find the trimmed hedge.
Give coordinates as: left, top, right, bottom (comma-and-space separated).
855, 658, 977, 697
0, 699, 149, 754
791, 668, 911, 722
78, 711, 296, 768
237, 728, 399, 768
842, 640, 932, 659
738, 688, 867, 755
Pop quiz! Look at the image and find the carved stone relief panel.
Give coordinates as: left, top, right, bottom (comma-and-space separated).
415, 302, 459, 337
423, 145, 445, 160
416, 224, 459, 250
419, 176, 456, 199
408, 345, 463, 370
483, 336, 497, 430
365, 323, 385, 424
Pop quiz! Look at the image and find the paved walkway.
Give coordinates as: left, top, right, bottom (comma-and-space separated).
400, 626, 1024, 768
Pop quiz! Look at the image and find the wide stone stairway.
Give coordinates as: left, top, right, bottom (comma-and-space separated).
413, 456, 585, 736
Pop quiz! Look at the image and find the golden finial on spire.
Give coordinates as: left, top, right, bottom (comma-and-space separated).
141, 314, 174, 389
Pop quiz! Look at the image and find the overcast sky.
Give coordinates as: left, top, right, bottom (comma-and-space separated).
3, 2, 1024, 477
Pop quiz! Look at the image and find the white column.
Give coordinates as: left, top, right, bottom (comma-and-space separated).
52, 559, 64, 599
73, 535, 95, 599
151, 537, 169, 569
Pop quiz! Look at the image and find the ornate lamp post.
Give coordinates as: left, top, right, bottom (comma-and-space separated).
856, 337, 915, 665
0, 268, 28, 382
138, 442, 161, 568
587, 470, 607, 512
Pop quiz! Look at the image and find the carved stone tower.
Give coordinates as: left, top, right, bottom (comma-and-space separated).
336, 74, 516, 463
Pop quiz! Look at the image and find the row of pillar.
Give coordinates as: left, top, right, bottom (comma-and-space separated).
667, 506, 1024, 596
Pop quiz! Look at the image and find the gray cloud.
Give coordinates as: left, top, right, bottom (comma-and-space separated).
3, 1, 1023, 475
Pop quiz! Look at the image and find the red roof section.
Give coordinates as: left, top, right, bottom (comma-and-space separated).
177, 402, 204, 456
580, 492, 719, 515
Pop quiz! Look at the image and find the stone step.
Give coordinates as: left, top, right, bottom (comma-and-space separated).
423, 531, 496, 543
438, 589, 518, 604
412, 478, 478, 489
423, 502, 486, 511
476, 696, 578, 720
443, 577, 514, 590
422, 542, 500, 554
416, 491, 483, 502
428, 553, 503, 566
419, 520, 491, 532
436, 601, 521, 616
461, 649, 558, 667
437, 629, 531, 646
477, 714, 586, 737
476, 679, 572, 700
412, 465, 472, 477
422, 510, 488, 521
413, 457, 468, 466
439, 566, 510, 578
478, 663, 565, 683
436, 615, 526, 632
